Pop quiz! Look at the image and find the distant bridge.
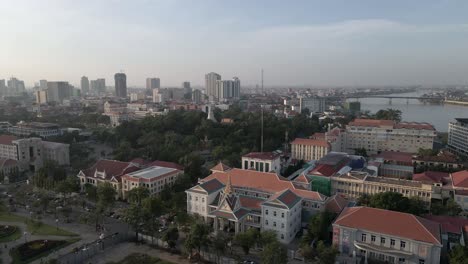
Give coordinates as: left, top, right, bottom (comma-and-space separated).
330, 95, 442, 100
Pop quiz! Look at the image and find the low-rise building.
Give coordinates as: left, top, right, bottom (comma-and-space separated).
77, 159, 141, 198
0, 158, 19, 183
0, 135, 69, 171
345, 119, 436, 155
122, 163, 184, 199
186, 167, 327, 244
450, 170, 468, 212
333, 207, 442, 264
291, 138, 331, 161
241, 151, 282, 173
8, 122, 62, 138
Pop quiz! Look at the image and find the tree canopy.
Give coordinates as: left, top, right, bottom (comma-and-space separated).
373, 108, 402, 122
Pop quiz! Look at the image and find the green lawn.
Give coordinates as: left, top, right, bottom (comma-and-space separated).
0, 225, 22, 242
106, 253, 175, 264
0, 213, 78, 237
10, 238, 80, 264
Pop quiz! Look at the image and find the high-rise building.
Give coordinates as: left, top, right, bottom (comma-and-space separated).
299, 96, 326, 113
0, 79, 6, 96
205, 72, 221, 101
448, 118, 468, 158
216, 77, 241, 101
35, 90, 48, 104
46, 81, 71, 103
7, 77, 25, 95
81, 76, 89, 94
115, 73, 127, 98
146, 78, 160, 89
90, 78, 106, 94
182, 81, 192, 96
192, 89, 202, 104
39, 80, 48, 91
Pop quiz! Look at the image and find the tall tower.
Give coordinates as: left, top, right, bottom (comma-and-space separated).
205, 72, 221, 102
81, 76, 89, 94
114, 73, 127, 98
146, 78, 160, 89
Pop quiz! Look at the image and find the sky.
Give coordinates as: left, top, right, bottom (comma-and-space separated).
1, 0, 468, 87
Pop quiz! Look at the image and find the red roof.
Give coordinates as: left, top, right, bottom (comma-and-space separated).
294, 174, 311, 184
239, 196, 263, 210
375, 151, 413, 165
413, 171, 448, 184
81, 159, 140, 181
211, 162, 231, 172
425, 215, 468, 235
451, 170, 468, 189
0, 135, 17, 145
395, 122, 435, 131
325, 194, 348, 214
147, 160, 184, 171
291, 138, 330, 148
201, 168, 326, 201
334, 207, 441, 245
309, 133, 326, 140
349, 119, 395, 127
242, 152, 281, 160
310, 164, 339, 177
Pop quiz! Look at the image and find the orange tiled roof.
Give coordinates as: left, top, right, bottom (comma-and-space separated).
201, 168, 326, 201
0, 135, 18, 146
334, 207, 441, 245
349, 119, 395, 127
451, 170, 468, 189
291, 138, 330, 148
325, 194, 348, 214
211, 162, 231, 172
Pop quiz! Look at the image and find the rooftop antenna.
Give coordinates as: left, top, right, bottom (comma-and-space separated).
261, 104, 264, 152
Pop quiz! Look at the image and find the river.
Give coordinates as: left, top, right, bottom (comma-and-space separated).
346, 90, 468, 132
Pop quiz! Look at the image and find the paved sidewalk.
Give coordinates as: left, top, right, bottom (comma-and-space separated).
85, 242, 191, 264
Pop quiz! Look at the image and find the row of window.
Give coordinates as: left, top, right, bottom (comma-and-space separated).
361, 234, 406, 250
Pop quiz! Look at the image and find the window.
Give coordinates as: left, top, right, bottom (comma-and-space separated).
202, 198, 205, 203
195, 197, 198, 202
419, 260, 425, 264
381, 237, 385, 244
361, 234, 367, 242
390, 239, 395, 247
273, 222, 277, 227
281, 234, 284, 239
400, 241, 406, 249
281, 223, 284, 228
371, 235, 376, 242
265, 163, 270, 172
274, 211, 277, 217
244, 160, 248, 169
281, 213, 284, 218
265, 210, 269, 215
265, 220, 268, 225
399, 258, 406, 263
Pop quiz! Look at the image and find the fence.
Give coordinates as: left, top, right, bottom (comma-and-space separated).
57, 232, 131, 264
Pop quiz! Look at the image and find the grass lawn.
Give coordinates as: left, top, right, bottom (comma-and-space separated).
0, 225, 22, 242
10, 238, 80, 264
0, 213, 78, 237
106, 253, 175, 264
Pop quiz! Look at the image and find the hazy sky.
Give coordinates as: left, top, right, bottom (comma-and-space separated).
1, 0, 468, 87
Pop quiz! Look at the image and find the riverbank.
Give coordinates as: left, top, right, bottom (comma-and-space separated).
444, 100, 468, 106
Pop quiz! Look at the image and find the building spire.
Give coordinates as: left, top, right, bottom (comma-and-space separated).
224, 174, 233, 195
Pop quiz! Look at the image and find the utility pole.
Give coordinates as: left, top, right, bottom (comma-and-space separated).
261, 69, 264, 95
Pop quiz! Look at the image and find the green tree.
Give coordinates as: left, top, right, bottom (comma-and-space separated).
84, 183, 97, 201
316, 241, 339, 264
303, 211, 336, 244
96, 182, 117, 230
407, 197, 427, 216
142, 197, 164, 244
235, 229, 256, 255
127, 187, 150, 204
212, 232, 229, 263
261, 241, 288, 264
354, 147, 368, 157
368, 192, 410, 212
124, 203, 144, 240
449, 245, 468, 264
374, 108, 402, 122
162, 227, 179, 249
185, 222, 210, 256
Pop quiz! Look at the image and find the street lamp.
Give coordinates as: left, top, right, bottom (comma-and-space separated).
23, 231, 27, 243
55, 218, 59, 230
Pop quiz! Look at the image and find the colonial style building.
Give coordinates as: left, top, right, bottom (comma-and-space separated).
186, 166, 327, 244
290, 138, 331, 161
121, 162, 184, 199
333, 207, 442, 264
345, 119, 436, 155
241, 151, 282, 173
8, 122, 62, 138
0, 135, 69, 171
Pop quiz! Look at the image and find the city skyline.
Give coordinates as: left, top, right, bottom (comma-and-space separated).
1, 0, 468, 87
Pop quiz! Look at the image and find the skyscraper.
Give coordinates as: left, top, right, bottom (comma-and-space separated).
182, 81, 192, 96
114, 73, 127, 98
7, 77, 25, 95
205, 72, 221, 101
47, 81, 70, 103
146, 78, 160, 89
39, 80, 48, 91
192, 89, 202, 104
90, 78, 106, 94
81, 76, 89, 94
0, 79, 6, 96
216, 77, 241, 101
